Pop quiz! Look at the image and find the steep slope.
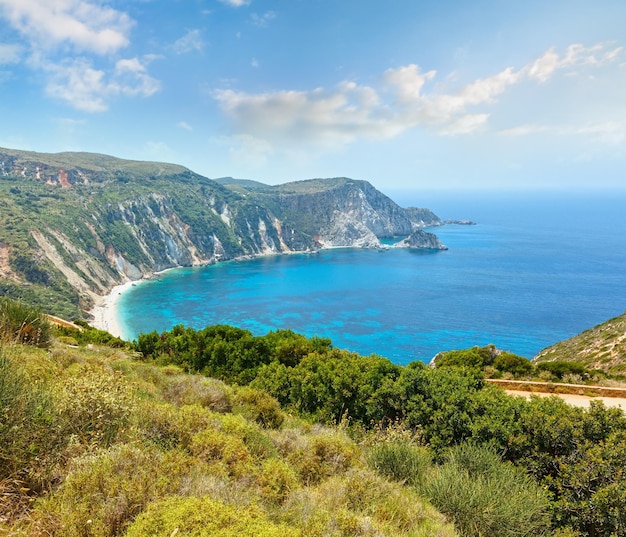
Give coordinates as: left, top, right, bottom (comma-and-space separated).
533, 311, 626, 373
0, 147, 446, 318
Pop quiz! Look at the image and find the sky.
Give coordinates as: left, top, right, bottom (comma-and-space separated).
0, 0, 625, 192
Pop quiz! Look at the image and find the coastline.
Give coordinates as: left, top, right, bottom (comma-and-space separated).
89, 280, 138, 339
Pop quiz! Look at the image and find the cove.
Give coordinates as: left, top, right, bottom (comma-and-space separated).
117, 189, 626, 365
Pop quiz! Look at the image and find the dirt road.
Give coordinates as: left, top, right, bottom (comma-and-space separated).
505, 390, 626, 410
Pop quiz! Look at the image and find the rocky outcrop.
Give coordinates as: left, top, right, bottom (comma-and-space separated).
318, 211, 381, 248
393, 230, 448, 250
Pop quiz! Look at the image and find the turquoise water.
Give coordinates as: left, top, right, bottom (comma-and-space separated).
117, 189, 626, 365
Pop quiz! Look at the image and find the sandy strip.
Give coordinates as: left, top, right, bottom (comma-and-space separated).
506, 390, 626, 410
89, 281, 138, 339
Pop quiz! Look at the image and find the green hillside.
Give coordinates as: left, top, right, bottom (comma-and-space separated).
534, 312, 626, 374
0, 147, 442, 321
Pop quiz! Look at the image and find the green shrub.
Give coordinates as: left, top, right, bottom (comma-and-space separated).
536, 361, 589, 381
0, 349, 54, 479
367, 439, 432, 487
286, 430, 360, 486
57, 320, 128, 347
423, 443, 550, 537
189, 427, 254, 478
493, 352, 533, 377
125, 496, 301, 537
233, 386, 284, 428
256, 458, 299, 504
55, 367, 134, 446
217, 413, 278, 459
281, 468, 456, 537
163, 374, 233, 412
30, 444, 195, 536
0, 297, 52, 347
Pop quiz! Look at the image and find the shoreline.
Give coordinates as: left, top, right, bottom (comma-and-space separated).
89, 280, 138, 339
85, 233, 465, 341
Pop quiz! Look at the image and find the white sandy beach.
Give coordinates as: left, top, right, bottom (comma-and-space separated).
90, 281, 137, 339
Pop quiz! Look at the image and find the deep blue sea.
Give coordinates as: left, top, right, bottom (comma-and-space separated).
117, 189, 626, 365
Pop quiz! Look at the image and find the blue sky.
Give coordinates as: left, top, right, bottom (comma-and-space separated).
0, 0, 625, 191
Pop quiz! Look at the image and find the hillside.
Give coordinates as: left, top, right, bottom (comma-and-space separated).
3, 299, 626, 536
534, 311, 626, 373
0, 147, 445, 319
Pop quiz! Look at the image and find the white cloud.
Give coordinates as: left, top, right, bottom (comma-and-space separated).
0, 43, 21, 63
526, 42, 624, 82
251, 11, 276, 27
218, 0, 251, 7
567, 121, 625, 146
213, 81, 401, 149
177, 121, 193, 131
0, 1, 164, 112
0, 0, 133, 55
213, 41, 625, 151
499, 122, 625, 147
383, 64, 436, 103
44, 57, 160, 112
172, 29, 204, 55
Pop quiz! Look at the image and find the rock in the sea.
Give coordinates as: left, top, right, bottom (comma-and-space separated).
393, 230, 448, 250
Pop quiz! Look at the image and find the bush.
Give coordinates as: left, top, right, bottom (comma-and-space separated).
0, 297, 52, 347
423, 443, 550, 537
493, 352, 533, 377
125, 496, 301, 537
189, 427, 254, 478
55, 367, 134, 446
536, 361, 589, 381
0, 349, 54, 479
233, 386, 284, 428
29, 444, 196, 536
163, 374, 233, 412
280, 468, 456, 537
57, 320, 128, 347
286, 430, 360, 486
256, 458, 299, 504
367, 438, 432, 487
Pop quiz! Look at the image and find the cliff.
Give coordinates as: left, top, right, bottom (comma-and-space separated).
0, 147, 447, 318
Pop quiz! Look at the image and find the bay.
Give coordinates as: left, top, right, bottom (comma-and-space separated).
117, 189, 626, 365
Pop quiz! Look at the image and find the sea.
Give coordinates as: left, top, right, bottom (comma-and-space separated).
116, 189, 626, 365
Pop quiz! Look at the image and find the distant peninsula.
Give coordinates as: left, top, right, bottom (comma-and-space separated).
0, 147, 458, 319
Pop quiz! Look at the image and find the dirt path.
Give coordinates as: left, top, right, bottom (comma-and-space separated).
505, 390, 626, 410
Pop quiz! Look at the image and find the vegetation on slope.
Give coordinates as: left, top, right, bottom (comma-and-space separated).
534, 312, 626, 374
1, 299, 458, 537
137, 325, 626, 536
433, 344, 619, 385
2, 298, 626, 536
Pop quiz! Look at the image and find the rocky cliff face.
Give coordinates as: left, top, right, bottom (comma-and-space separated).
0, 147, 448, 317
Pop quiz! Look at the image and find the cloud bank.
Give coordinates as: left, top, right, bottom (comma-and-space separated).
0, 0, 159, 111
213, 42, 624, 152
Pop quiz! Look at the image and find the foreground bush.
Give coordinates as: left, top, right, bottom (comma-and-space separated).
423, 443, 550, 537
126, 496, 300, 537
0, 348, 56, 483
29, 444, 198, 536
367, 434, 431, 487
0, 297, 51, 347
